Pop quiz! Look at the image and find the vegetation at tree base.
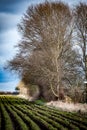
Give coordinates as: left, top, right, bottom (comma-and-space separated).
0, 96, 87, 130
7, 1, 87, 102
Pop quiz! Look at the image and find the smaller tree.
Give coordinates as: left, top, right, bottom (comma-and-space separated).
15, 86, 20, 92
74, 2, 87, 102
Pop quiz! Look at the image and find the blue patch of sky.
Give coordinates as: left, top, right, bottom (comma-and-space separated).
0, 68, 17, 83
0, 0, 45, 92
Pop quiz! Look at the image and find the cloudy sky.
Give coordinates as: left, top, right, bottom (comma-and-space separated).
0, 0, 87, 92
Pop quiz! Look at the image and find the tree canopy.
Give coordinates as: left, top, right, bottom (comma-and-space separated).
7, 1, 85, 101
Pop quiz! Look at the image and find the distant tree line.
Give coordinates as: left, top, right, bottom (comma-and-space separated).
7, 1, 87, 102
0, 91, 19, 95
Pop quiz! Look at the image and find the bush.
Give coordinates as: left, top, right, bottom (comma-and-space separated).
33, 99, 45, 105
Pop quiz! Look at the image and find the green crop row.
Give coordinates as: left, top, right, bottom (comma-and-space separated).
9, 104, 41, 130
0, 96, 87, 130
5, 104, 28, 130
17, 104, 79, 130
34, 105, 87, 130
25, 103, 87, 130
25, 105, 80, 130
0, 107, 1, 130
47, 110, 87, 130
28, 105, 80, 130
33, 104, 87, 125
14, 104, 58, 130
0, 96, 29, 105
0, 103, 14, 130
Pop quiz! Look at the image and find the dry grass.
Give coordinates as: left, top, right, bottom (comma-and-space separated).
17, 94, 30, 99
46, 101, 87, 113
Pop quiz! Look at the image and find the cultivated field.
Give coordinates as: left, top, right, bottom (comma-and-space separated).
0, 96, 87, 130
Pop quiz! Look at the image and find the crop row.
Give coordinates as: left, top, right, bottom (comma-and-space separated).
13, 104, 58, 130
0, 103, 14, 130
23, 105, 87, 130
11, 103, 87, 130
25, 105, 83, 130
26, 104, 87, 130
32, 104, 87, 125
0, 96, 87, 130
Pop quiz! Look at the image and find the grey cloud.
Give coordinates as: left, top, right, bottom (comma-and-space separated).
0, 0, 44, 14
0, 0, 29, 13
0, 13, 21, 32
0, 0, 45, 32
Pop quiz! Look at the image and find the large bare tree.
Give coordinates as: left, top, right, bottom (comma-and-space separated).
74, 2, 87, 101
8, 1, 82, 100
